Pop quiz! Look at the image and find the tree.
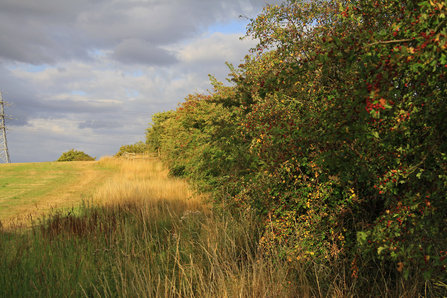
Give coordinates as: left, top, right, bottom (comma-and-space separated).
57, 149, 96, 161
115, 141, 149, 157
145, 110, 175, 151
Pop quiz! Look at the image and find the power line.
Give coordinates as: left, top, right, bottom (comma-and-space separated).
0, 92, 12, 163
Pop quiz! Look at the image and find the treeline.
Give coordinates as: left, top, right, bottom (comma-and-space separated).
146, 0, 447, 283
115, 141, 149, 157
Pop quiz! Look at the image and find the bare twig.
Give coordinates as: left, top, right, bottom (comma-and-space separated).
365, 38, 413, 47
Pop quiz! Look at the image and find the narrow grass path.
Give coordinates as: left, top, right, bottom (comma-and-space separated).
0, 160, 116, 227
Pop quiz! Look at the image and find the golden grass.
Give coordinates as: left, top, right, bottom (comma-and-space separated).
0, 157, 208, 229
94, 156, 208, 212
81, 157, 303, 297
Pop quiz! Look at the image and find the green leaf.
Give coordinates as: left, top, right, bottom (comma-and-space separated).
404, 269, 410, 280
423, 269, 433, 280
357, 231, 368, 244
440, 53, 446, 65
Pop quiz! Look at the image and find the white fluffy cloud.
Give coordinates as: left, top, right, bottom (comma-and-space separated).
177, 32, 255, 64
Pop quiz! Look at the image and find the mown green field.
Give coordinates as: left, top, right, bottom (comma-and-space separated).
0, 161, 116, 227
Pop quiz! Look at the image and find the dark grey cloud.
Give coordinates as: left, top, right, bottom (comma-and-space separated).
0, 0, 96, 21
0, 65, 37, 126
0, 0, 267, 65
0, 0, 100, 64
111, 39, 178, 66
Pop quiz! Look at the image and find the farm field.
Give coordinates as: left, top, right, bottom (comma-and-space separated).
0, 160, 116, 228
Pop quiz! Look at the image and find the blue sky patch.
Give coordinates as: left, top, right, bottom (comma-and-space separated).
126, 89, 139, 98
207, 19, 248, 35
25, 64, 48, 73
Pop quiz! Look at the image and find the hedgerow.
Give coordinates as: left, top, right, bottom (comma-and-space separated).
146, 0, 447, 287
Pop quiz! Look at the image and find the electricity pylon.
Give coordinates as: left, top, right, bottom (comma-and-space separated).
0, 92, 11, 163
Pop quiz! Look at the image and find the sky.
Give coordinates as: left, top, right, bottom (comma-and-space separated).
0, 0, 274, 163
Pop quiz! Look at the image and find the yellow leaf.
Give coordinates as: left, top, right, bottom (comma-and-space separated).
397, 262, 404, 272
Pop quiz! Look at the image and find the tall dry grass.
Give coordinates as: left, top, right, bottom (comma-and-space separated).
95, 156, 206, 210
1, 157, 442, 297
89, 157, 297, 297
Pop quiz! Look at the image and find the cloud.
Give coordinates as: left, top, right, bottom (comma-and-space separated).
78, 120, 123, 130
0, 0, 98, 64
0, 0, 266, 65
177, 32, 257, 64
111, 39, 178, 66
0, 0, 269, 163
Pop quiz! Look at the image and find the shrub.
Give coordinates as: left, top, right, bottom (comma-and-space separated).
57, 149, 96, 162
115, 141, 149, 157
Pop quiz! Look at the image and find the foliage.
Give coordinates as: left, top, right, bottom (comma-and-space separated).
57, 149, 96, 162
145, 110, 175, 151
147, 0, 447, 289
115, 141, 149, 157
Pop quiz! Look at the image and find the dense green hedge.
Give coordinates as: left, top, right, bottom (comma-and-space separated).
147, 0, 447, 282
